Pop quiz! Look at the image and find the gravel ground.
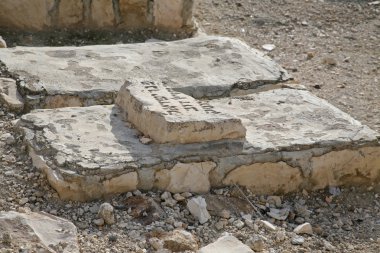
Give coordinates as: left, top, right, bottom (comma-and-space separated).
1, 0, 380, 252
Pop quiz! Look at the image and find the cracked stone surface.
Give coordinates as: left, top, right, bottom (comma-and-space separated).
0, 35, 290, 109
116, 80, 246, 143
16, 88, 380, 201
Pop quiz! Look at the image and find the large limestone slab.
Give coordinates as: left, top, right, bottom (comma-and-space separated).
0, 36, 290, 109
16, 89, 380, 201
0, 211, 79, 253
116, 80, 246, 143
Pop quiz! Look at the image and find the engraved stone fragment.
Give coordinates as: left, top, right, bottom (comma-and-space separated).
116, 80, 246, 144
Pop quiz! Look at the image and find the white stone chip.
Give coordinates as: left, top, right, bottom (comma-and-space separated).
187, 196, 211, 224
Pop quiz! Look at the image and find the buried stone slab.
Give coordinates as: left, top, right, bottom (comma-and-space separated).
0, 36, 290, 109
16, 89, 380, 201
116, 80, 246, 143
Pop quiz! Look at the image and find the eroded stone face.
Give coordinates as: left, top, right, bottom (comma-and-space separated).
16, 88, 380, 201
0, 0, 194, 31
116, 80, 246, 143
0, 36, 290, 109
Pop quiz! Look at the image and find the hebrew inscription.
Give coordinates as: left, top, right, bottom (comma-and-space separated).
143, 82, 221, 116
116, 80, 246, 144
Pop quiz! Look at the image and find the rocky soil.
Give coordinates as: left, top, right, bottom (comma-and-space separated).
1, 0, 380, 252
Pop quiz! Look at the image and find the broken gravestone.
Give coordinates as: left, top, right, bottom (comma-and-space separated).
116, 80, 246, 143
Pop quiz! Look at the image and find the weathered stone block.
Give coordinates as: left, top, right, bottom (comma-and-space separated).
91, 0, 115, 27
116, 80, 246, 143
223, 162, 303, 194
154, 0, 185, 29
154, 162, 216, 193
0, 0, 54, 30
58, 0, 84, 27
119, 0, 150, 28
0, 36, 289, 109
16, 88, 380, 201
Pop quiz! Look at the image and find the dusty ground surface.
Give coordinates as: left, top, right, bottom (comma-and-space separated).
1, 0, 380, 252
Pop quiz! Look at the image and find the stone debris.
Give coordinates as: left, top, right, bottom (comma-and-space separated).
291, 235, 305, 245
198, 235, 254, 253
262, 44, 276, 51
246, 235, 265, 252
267, 207, 290, 221
0, 78, 24, 112
116, 80, 246, 144
187, 196, 211, 224
0, 211, 79, 253
259, 220, 277, 231
159, 229, 199, 252
1, 132, 15, 145
97, 203, 115, 225
293, 222, 313, 235
0, 36, 6, 48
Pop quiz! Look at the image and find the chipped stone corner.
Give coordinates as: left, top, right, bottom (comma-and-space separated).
28, 146, 138, 202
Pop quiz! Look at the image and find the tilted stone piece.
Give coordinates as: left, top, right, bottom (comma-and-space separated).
0, 211, 79, 253
0, 78, 24, 112
116, 80, 246, 144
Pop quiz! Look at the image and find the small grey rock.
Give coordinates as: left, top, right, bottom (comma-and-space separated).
246, 236, 265, 252
291, 235, 305, 245
98, 203, 115, 225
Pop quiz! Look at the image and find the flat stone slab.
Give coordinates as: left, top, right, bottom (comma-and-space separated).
0, 211, 79, 252
17, 89, 380, 201
116, 80, 246, 143
0, 36, 290, 109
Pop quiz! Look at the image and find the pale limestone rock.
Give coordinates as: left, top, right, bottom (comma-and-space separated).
0, 78, 24, 112
58, 0, 83, 27
0, 36, 6, 48
161, 229, 199, 252
198, 235, 253, 253
246, 235, 265, 252
259, 220, 277, 231
1, 36, 289, 109
294, 222, 313, 235
223, 162, 303, 195
120, 0, 150, 28
16, 87, 380, 201
154, 0, 184, 29
0, 211, 79, 252
98, 203, 115, 225
91, 0, 115, 27
310, 147, 380, 189
0, 0, 54, 30
116, 80, 246, 144
161, 162, 215, 193
103, 172, 138, 194
187, 196, 211, 224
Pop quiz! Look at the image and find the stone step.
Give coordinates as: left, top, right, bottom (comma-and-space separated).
16, 88, 380, 201
0, 35, 290, 109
